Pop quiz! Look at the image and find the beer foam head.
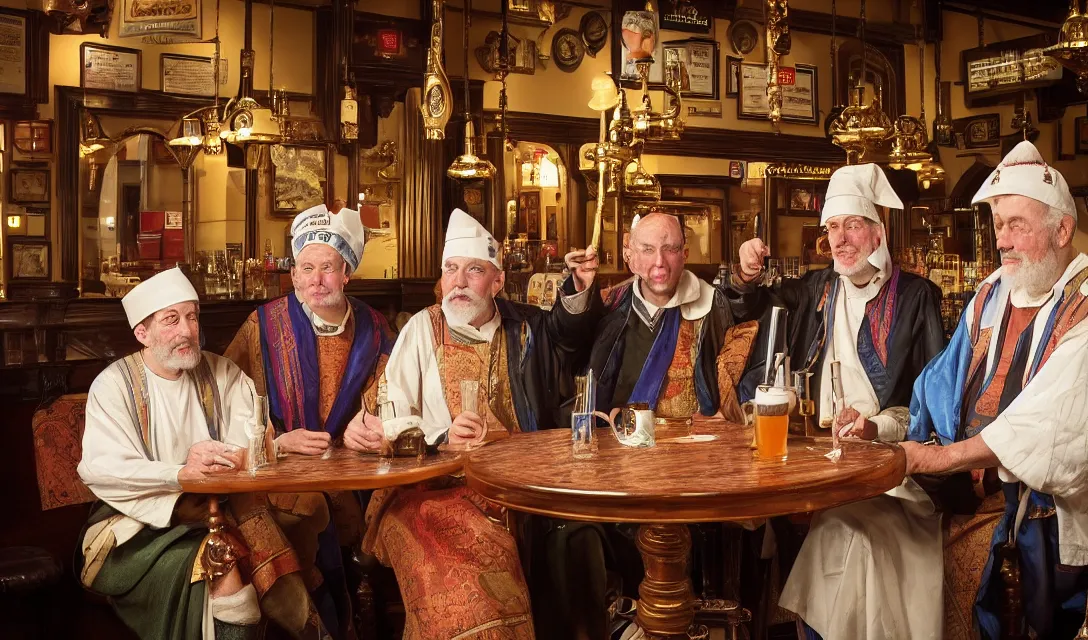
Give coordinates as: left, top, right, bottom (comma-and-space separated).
754, 386, 790, 406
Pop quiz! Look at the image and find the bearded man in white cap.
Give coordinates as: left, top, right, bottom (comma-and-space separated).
894, 140, 1088, 639
225, 203, 395, 638
729, 164, 945, 640
351, 208, 602, 639
78, 267, 332, 640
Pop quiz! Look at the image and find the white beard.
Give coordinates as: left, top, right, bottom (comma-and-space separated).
1004, 248, 1061, 298
442, 289, 491, 326
150, 339, 201, 371
833, 248, 874, 277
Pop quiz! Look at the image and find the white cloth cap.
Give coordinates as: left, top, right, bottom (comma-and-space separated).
290, 204, 367, 271
442, 208, 501, 268
820, 164, 904, 225
122, 267, 200, 328
971, 140, 1077, 219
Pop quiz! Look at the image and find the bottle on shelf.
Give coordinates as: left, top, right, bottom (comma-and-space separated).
263, 239, 276, 271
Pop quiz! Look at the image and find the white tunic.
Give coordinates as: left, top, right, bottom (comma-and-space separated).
78, 351, 256, 544
782, 253, 1088, 639
384, 288, 591, 444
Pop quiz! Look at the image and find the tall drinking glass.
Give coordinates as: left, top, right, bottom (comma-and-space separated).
752, 385, 790, 461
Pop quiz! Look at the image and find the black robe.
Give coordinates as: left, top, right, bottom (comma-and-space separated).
726, 266, 946, 411
586, 279, 736, 415
495, 277, 605, 431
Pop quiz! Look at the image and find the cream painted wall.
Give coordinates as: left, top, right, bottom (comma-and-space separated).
39, 0, 315, 279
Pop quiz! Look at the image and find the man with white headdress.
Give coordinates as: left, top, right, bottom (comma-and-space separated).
894, 140, 1088, 639
78, 267, 332, 640
225, 203, 395, 637
350, 209, 602, 639
730, 164, 945, 639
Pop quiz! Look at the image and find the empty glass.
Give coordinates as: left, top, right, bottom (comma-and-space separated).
571, 412, 597, 459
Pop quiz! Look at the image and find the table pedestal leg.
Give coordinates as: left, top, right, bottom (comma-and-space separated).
202, 496, 239, 579
636, 523, 695, 638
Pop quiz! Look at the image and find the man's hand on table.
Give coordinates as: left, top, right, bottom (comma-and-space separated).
836, 407, 877, 441
178, 440, 244, 481
343, 409, 384, 452
275, 429, 332, 456
447, 411, 486, 450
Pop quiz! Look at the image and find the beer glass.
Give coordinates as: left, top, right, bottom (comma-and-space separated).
751, 385, 790, 461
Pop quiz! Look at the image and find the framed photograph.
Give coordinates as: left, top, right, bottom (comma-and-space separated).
8, 238, 49, 280
161, 53, 228, 97
80, 43, 141, 93
1076, 117, 1088, 155
520, 189, 541, 237
9, 167, 49, 204
782, 64, 818, 124
12, 120, 51, 155
738, 63, 819, 125
270, 144, 329, 216
0, 11, 28, 96
789, 186, 819, 212
726, 56, 742, 97
663, 38, 719, 100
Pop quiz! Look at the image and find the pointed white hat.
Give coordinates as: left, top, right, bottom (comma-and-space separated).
443, 208, 500, 268
820, 163, 904, 225
122, 267, 200, 328
971, 140, 1076, 219
290, 204, 367, 271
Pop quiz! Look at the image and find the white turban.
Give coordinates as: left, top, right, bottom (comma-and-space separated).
290, 204, 367, 271
442, 208, 501, 269
971, 140, 1077, 219
821, 164, 903, 275
122, 267, 200, 328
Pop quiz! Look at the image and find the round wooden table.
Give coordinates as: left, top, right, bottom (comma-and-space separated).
180, 446, 464, 494
465, 419, 905, 639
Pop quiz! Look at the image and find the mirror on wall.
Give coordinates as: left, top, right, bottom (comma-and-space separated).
503, 141, 569, 271
78, 112, 243, 297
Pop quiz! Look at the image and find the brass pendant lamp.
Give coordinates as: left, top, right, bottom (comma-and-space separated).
448, 0, 496, 180
1044, 0, 1088, 93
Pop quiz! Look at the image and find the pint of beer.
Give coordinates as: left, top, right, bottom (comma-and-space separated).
753, 385, 790, 461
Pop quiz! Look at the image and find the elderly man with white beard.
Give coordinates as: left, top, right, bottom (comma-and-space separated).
350, 208, 602, 639
78, 268, 333, 640
727, 164, 946, 639
779, 141, 1088, 640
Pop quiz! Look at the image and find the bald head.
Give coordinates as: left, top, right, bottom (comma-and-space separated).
628, 212, 687, 306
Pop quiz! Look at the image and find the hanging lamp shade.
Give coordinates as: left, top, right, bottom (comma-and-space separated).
448, 121, 497, 180
1044, 1, 1088, 92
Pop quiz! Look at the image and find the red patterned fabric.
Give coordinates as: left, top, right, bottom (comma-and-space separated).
863, 266, 900, 366
364, 484, 534, 640
32, 394, 95, 511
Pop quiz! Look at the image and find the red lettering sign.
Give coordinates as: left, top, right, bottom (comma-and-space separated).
378, 29, 400, 53
777, 67, 796, 85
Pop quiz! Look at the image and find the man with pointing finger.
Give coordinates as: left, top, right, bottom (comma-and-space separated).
348, 208, 604, 639
728, 164, 945, 638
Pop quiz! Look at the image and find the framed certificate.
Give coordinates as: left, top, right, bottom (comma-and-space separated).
161, 53, 228, 97
0, 12, 27, 96
738, 62, 819, 125
81, 43, 141, 93
663, 38, 719, 100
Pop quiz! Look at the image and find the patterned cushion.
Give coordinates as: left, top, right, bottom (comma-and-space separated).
32, 394, 95, 511
943, 492, 1004, 640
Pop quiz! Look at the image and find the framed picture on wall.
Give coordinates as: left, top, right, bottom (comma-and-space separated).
8, 238, 49, 280
80, 43, 141, 93
663, 38, 719, 100
519, 189, 541, 238
1075, 117, 1088, 155
270, 144, 328, 216
9, 166, 49, 204
725, 56, 742, 97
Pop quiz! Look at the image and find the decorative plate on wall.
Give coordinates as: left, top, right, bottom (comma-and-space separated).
727, 20, 759, 56
553, 28, 586, 73
580, 11, 608, 57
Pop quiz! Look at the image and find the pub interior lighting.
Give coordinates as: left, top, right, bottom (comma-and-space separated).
448, 0, 496, 180
1044, 0, 1088, 93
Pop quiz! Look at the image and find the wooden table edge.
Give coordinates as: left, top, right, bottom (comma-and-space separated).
464, 443, 907, 523
179, 454, 465, 494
